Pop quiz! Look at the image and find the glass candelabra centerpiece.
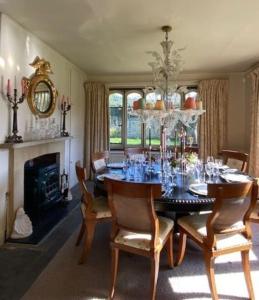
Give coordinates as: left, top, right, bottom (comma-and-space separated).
128, 25, 205, 152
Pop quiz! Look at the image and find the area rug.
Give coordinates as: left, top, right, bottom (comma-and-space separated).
22, 222, 259, 300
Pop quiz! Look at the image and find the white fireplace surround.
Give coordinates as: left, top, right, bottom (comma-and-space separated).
0, 137, 72, 237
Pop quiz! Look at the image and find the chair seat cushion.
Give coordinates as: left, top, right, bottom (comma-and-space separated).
114, 216, 174, 251
178, 214, 251, 250
93, 158, 106, 172
81, 196, 111, 219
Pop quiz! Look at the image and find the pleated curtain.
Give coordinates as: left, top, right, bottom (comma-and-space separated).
248, 67, 259, 177
84, 82, 109, 179
198, 79, 228, 160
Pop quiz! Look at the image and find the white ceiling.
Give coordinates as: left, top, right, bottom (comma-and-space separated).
1, 0, 259, 76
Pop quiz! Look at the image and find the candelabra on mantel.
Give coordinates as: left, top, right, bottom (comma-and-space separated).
60, 97, 71, 137
5, 79, 25, 143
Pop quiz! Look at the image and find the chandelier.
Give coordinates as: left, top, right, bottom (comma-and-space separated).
129, 25, 205, 129
147, 25, 184, 104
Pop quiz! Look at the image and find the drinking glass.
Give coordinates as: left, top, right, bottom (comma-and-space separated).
207, 156, 214, 164
205, 163, 213, 183
194, 159, 203, 182
215, 158, 223, 168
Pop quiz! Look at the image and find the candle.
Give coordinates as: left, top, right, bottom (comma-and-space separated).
183, 130, 186, 152
7, 79, 10, 95
148, 127, 151, 147
14, 76, 17, 89
67, 96, 69, 106
163, 129, 167, 152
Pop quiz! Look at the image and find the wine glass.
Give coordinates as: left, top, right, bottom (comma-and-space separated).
207, 156, 214, 164
205, 163, 213, 183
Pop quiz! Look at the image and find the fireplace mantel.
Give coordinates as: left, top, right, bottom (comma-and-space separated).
0, 136, 72, 149
0, 136, 72, 238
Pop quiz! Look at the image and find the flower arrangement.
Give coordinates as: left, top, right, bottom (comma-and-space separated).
169, 152, 198, 169
185, 152, 198, 166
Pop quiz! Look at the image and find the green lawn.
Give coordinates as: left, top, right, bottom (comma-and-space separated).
110, 137, 161, 145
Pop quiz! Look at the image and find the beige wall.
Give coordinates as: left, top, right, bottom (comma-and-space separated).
0, 14, 87, 244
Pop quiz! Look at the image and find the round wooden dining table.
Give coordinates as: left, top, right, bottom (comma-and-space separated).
94, 162, 215, 214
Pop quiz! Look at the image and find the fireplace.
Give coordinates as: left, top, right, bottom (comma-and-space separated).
24, 153, 61, 222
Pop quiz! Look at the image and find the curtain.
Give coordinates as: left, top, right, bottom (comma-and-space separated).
84, 82, 109, 178
198, 79, 228, 159
248, 67, 259, 176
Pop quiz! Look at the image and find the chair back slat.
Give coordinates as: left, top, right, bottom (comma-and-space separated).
208, 182, 255, 234
106, 179, 161, 234
219, 150, 249, 172
75, 161, 92, 209
91, 151, 109, 173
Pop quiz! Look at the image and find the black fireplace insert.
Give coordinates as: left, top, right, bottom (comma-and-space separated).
24, 152, 62, 222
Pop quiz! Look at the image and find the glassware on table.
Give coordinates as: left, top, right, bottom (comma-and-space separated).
122, 159, 129, 177
205, 163, 213, 183
207, 156, 214, 164
127, 159, 135, 180
134, 160, 143, 181
215, 158, 223, 168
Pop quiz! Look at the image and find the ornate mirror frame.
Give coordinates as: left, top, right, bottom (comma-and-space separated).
24, 56, 58, 118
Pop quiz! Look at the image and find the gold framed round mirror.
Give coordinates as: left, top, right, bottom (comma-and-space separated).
25, 57, 58, 118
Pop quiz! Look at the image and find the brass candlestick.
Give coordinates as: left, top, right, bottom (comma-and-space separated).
5, 88, 25, 143
61, 101, 71, 137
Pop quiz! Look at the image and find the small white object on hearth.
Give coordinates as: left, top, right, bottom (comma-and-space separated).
11, 207, 33, 239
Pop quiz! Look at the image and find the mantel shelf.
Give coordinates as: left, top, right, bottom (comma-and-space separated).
0, 136, 73, 150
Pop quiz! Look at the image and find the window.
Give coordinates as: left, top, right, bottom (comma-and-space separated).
109, 86, 198, 149
126, 92, 142, 145
109, 92, 123, 145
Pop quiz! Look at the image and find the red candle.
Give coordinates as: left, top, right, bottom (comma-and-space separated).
7, 79, 10, 94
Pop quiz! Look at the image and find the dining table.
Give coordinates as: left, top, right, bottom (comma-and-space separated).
94, 161, 253, 215
94, 161, 220, 214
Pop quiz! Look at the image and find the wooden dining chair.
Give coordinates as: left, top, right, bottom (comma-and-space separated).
249, 178, 259, 225
175, 181, 258, 300
249, 200, 259, 224
75, 161, 111, 264
91, 150, 109, 174
105, 179, 174, 300
219, 149, 249, 172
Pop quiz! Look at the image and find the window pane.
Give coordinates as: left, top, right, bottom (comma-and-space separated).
146, 92, 157, 106
109, 93, 123, 144
172, 92, 181, 109
144, 92, 161, 146
185, 91, 198, 100
127, 92, 142, 145
145, 118, 161, 146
